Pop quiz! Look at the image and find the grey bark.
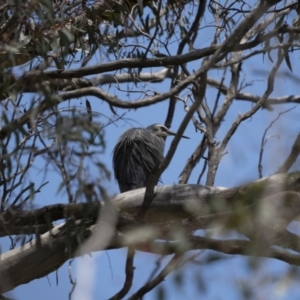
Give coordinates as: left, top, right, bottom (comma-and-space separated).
0, 172, 300, 293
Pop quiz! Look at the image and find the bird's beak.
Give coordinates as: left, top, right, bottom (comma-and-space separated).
166, 129, 190, 139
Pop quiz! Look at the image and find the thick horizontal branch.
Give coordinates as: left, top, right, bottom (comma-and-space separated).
113, 172, 300, 217
1, 172, 300, 293
1, 171, 300, 293
3, 72, 300, 112
24, 46, 217, 79
2, 34, 300, 140
139, 236, 300, 266
207, 78, 300, 107
1, 172, 300, 235
22, 25, 300, 81
0, 221, 92, 294
0, 202, 100, 226
1, 215, 300, 294
0, 58, 203, 140
0, 68, 173, 101
0, 224, 51, 238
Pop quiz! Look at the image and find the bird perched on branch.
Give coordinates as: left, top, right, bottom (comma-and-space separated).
113, 123, 189, 193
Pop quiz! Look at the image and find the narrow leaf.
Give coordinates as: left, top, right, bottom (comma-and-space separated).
284, 50, 293, 72
86, 99, 92, 122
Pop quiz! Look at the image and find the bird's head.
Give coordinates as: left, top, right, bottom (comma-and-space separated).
147, 124, 189, 139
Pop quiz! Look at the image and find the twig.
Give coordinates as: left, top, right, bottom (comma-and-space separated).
258, 106, 296, 178
128, 254, 182, 300
217, 47, 286, 180
108, 246, 135, 300
178, 136, 207, 184
132, 235, 300, 266
68, 259, 77, 300
276, 133, 300, 174
14, 181, 49, 209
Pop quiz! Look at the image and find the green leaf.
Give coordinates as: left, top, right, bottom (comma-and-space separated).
157, 286, 166, 300
275, 15, 285, 29
264, 40, 273, 63
144, 14, 150, 33
284, 49, 293, 72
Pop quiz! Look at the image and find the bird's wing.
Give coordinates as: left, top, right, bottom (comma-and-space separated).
113, 128, 164, 192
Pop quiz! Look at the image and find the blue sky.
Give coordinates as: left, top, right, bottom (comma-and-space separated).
2, 1, 300, 299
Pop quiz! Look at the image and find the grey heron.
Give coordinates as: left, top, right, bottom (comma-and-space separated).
113, 123, 189, 193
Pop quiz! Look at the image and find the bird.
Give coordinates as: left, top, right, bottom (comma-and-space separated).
113, 123, 189, 193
